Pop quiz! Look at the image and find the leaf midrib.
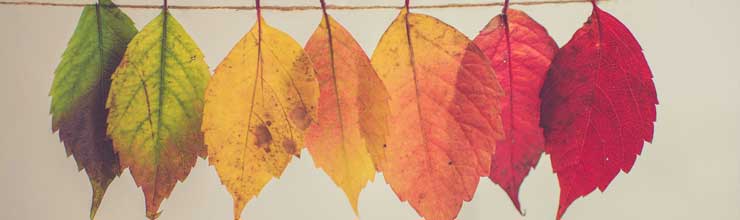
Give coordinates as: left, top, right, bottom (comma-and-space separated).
157, 11, 168, 151
323, 14, 350, 165
95, 3, 106, 99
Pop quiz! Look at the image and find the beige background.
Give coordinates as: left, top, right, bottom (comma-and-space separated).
1, 0, 739, 219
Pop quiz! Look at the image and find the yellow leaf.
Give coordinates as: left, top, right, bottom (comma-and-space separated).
202, 17, 319, 220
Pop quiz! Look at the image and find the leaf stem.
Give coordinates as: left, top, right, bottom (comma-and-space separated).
405, 0, 410, 12
319, 0, 328, 16
502, 0, 510, 13
256, 0, 261, 19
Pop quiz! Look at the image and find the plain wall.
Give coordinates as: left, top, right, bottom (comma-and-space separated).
1, 0, 738, 220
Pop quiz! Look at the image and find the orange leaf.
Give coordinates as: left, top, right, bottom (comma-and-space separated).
304, 12, 390, 214
371, 9, 504, 220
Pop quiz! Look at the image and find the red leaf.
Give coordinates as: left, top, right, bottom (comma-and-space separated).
541, 4, 658, 219
473, 8, 558, 213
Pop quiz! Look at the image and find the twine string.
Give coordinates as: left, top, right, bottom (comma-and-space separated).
0, 0, 607, 11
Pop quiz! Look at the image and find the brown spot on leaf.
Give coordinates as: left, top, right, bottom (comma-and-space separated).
282, 138, 297, 156
253, 124, 272, 153
289, 106, 311, 130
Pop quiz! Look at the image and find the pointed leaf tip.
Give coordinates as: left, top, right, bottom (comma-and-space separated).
89, 180, 108, 220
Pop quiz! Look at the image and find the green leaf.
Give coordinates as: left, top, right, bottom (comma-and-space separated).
105, 10, 210, 220
49, 0, 137, 219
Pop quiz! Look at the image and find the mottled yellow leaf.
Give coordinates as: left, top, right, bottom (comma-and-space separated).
202, 16, 319, 220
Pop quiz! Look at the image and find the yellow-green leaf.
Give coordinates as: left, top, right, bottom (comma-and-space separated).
106, 10, 210, 220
